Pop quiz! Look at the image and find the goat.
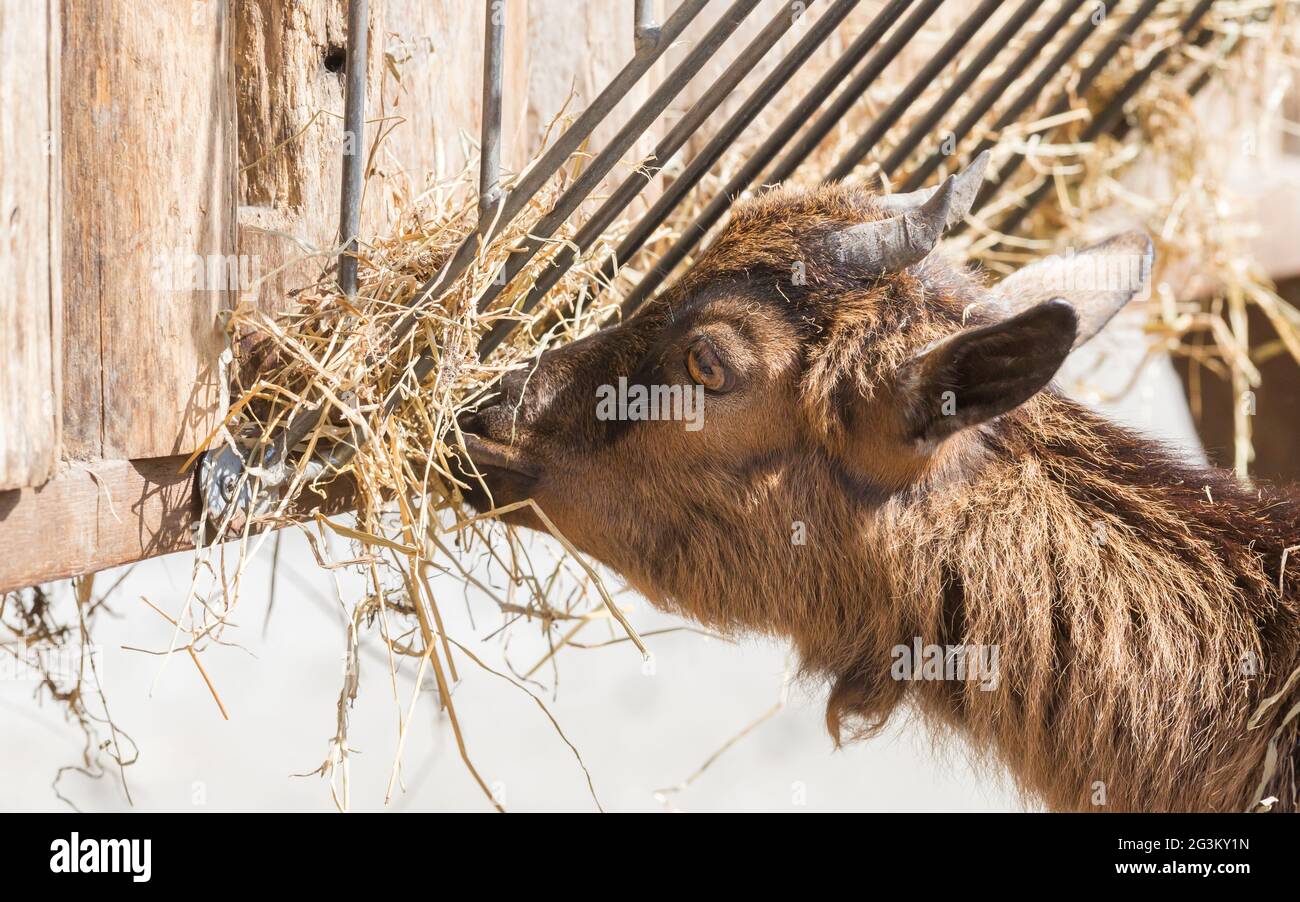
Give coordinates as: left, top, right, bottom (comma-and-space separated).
458, 153, 1300, 812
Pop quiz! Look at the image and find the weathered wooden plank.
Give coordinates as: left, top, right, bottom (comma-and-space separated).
61, 0, 236, 461
0, 456, 357, 595
380, 0, 487, 198
0, 457, 195, 594
0, 0, 60, 490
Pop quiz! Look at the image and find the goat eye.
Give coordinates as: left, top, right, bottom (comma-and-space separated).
686, 338, 731, 392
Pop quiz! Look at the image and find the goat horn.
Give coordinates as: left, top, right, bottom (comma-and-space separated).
831, 175, 955, 273
875, 149, 991, 229
987, 230, 1155, 350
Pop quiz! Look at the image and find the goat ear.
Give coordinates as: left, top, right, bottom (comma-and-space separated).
988, 231, 1153, 349
897, 299, 1077, 443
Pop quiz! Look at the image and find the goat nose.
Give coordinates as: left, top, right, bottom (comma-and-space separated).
459, 374, 532, 443
498, 368, 529, 406
458, 402, 514, 444
457, 407, 485, 436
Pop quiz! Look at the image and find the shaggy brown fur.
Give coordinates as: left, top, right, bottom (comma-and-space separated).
460, 182, 1300, 812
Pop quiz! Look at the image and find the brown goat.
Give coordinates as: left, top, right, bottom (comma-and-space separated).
458, 156, 1300, 812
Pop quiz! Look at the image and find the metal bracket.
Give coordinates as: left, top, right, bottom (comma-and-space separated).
199, 439, 333, 523
200, 443, 277, 521
201, 444, 254, 520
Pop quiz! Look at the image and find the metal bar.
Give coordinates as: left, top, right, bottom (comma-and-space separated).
904, 0, 1104, 192
1107, 22, 1217, 140
618, 0, 929, 316
479, 0, 506, 223
486, 0, 707, 238
635, 0, 661, 51
337, 0, 368, 299
765, 0, 943, 186
894, 0, 1076, 191
381, 0, 715, 367
390, 0, 710, 329
825, 0, 1004, 183
479, 0, 863, 358
878, 0, 1046, 179
992, 0, 1215, 237
971, 0, 1162, 215
469, 0, 761, 318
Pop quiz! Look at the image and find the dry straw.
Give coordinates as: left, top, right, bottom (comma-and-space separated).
5, 0, 1298, 811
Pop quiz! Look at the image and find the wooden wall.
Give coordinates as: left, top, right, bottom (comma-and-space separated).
0, 0, 60, 491
1, 0, 675, 487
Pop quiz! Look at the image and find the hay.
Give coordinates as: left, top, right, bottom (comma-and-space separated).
7, 0, 1299, 811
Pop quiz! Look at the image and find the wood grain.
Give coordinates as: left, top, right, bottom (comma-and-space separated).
0, 457, 196, 594
0, 456, 357, 595
60, 0, 236, 461
0, 0, 60, 490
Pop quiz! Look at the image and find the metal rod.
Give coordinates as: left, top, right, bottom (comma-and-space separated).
337, 0, 368, 299
971, 0, 1162, 216
878, 0, 1048, 180
992, 0, 1215, 237
765, 0, 942, 187
825, 0, 1004, 183
479, 0, 863, 358
479, 0, 506, 223
1105, 22, 1217, 140
392, 0, 710, 327
634, 0, 661, 51
619, 0, 929, 316
486, 0, 707, 237
460, 0, 763, 323
903, 0, 1101, 192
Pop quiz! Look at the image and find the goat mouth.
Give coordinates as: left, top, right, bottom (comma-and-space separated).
456, 433, 542, 481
